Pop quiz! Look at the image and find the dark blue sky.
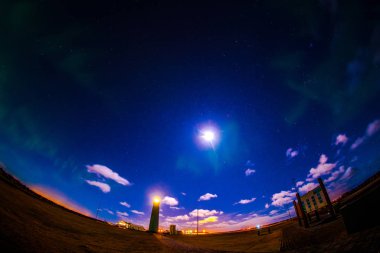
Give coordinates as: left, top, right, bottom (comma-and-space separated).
1, 0, 380, 231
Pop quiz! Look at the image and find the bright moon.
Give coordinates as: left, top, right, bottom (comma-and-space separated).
202, 130, 215, 142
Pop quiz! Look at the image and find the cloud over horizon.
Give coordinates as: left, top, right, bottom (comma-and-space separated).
161, 196, 179, 206
116, 211, 129, 218
86, 164, 131, 186
166, 214, 190, 222
298, 182, 318, 194
271, 190, 296, 207
351, 119, 380, 150
131, 210, 144, 215
189, 209, 223, 218
85, 180, 111, 193
234, 197, 256, 205
307, 154, 336, 180
120, 201, 131, 208
199, 216, 218, 224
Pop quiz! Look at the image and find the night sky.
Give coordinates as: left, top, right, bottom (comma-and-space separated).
1, 0, 380, 232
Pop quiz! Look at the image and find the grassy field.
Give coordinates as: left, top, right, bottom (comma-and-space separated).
1, 167, 379, 252
0, 169, 170, 252
168, 228, 283, 252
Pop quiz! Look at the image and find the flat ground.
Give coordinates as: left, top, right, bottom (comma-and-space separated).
169, 217, 379, 252
168, 228, 282, 252
0, 168, 379, 252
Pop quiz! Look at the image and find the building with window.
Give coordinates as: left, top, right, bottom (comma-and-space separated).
300, 186, 327, 213
294, 177, 335, 228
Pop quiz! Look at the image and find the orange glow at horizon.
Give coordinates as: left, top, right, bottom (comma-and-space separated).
29, 185, 93, 217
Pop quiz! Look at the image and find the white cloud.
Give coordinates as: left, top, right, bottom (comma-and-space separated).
187, 216, 219, 225
104, 209, 114, 215
202, 211, 292, 231
170, 206, 184, 210
296, 181, 304, 187
350, 119, 380, 150
189, 209, 223, 218
271, 190, 295, 207
366, 119, 380, 136
298, 182, 318, 194
265, 203, 270, 209
120, 201, 131, 208
308, 162, 336, 178
324, 166, 345, 183
335, 134, 348, 145
131, 210, 144, 215
350, 137, 365, 150
286, 148, 299, 158
245, 168, 256, 176
340, 167, 354, 180
161, 196, 179, 206
204, 219, 240, 228
247, 213, 258, 219
85, 180, 111, 193
234, 197, 256, 205
319, 154, 328, 164
166, 214, 190, 222
269, 210, 279, 216
198, 193, 218, 201
116, 211, 129, 218
307, 154, 336, 179
181, 192, 186, 196
86, 164, 131, 186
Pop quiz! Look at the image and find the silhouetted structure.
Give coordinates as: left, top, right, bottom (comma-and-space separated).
169, 225, 176, 235
340, 172, 380, 233
294, 177, 334, 228
116, 221, 145, 231
296, 192, 309, 228
318, 177, 335, 217
148, 199, 160, 232
293, 200, 302, 226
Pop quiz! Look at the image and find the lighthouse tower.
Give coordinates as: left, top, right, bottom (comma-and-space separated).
148, 197, 160, 232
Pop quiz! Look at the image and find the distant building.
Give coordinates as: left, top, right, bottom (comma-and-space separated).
116, 221, 145, 231
294, 178, 335, 228
300, 185, 327, 213
149, 198, 160, 232
169, 225, 176, 235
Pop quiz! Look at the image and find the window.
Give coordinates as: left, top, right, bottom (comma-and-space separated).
306, 199, 311, 209
311, 196, 317, 206
316, 192, 323, 203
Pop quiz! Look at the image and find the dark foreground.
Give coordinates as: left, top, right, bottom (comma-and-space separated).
0, 167, 379, 252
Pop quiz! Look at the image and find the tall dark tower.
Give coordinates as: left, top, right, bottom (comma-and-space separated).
149, 197, 160, 232
318, 177, 335, 217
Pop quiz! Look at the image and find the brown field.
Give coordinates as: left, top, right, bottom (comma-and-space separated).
0, 167, 379, 252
